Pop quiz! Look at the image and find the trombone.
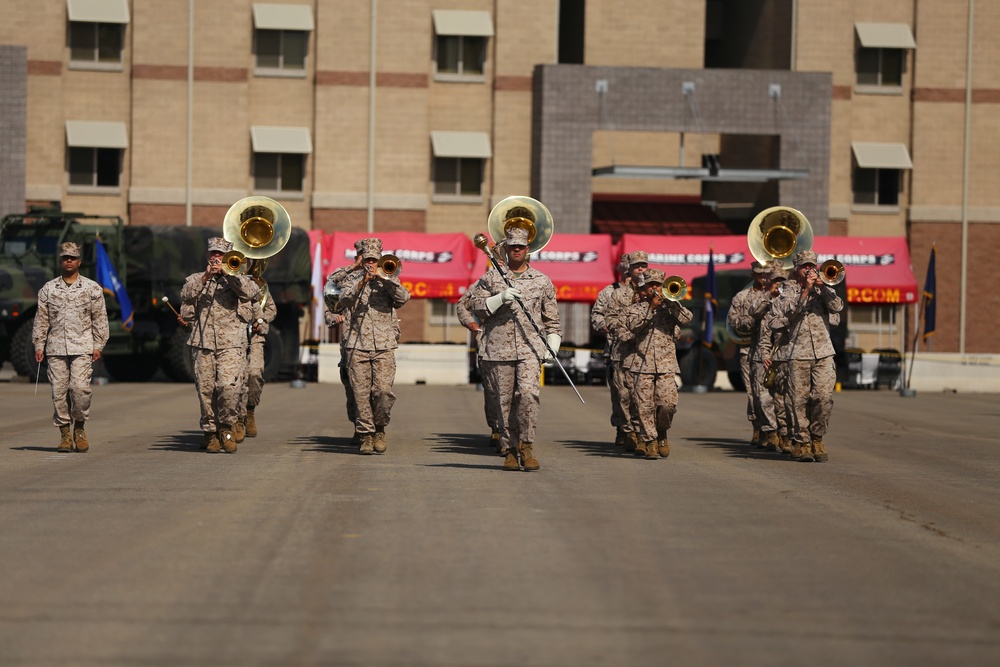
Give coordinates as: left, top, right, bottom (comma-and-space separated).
376, 253, 402, 280
818, 259, 845, 286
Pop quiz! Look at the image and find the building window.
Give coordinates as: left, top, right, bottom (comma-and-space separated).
254, 29, 308, 73
435, 35, 486, 78
433, 158, 484, 198
852, 168, 900, 207
856, 46, 903, 87
68, 22, 124, 67
254, 153, 304, 192
68, 147, 121, 189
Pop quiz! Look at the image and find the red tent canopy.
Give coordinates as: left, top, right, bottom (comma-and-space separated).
617, 234, 918, 304
324, 231, 475, 299
813, 236, 918, 304
471, 233, 616, 303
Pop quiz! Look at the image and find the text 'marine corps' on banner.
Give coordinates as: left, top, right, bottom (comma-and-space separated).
324, 232, 475, 300
470, 233, 616, 303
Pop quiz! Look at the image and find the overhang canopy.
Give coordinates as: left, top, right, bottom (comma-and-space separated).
252, 3, 315, 31
432, 10, 494, 37
431, 131, 492, 159
251, 126, 313, 154
855, 23, 916, 49
65, 120, 128, 148
852, 142, 913, 169
66, 0, 130, 23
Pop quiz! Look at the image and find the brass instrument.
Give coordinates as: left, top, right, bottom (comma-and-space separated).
323, 275, 342, 310
661, 275, 687, 302
485, 196, 554, 255
726, 320, 752, 346
223, 196, 292, 260
221, 250, 249, 275
747, 206, 814, 270
819, 259, 845, 286
376, 253, 402, 280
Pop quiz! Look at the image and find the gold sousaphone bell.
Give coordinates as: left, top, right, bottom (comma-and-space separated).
747, 206, 814, 270
476, 195, 555, 256
223, 196, 292, 260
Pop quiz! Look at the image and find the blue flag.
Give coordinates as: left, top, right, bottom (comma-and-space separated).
922, 245, 935, 341
703, 246, 716, 347
95, 239, 134, 331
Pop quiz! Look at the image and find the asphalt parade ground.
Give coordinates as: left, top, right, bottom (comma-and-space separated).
1, 378, 999, 666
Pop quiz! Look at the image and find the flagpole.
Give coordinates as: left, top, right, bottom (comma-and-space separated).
903, 294, 924, 395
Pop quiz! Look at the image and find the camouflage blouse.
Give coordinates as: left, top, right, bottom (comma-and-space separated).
338, 272, 410, 351
33, 275, 109, 356
619, 300, 693, 375
768, 282, 843, 361
180, 273, 261, 351
469, 266, 561, 362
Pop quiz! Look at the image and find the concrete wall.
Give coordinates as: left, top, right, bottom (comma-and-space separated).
0, 45, 26, 217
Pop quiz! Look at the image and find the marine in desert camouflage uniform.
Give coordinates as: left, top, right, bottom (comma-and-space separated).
179, 237, 261, 454
768, 250, 843, 462
325, 251, 361, 439
468, 226, 561, 472
456, 283, 502, 449
590, 253, 633, 449
757, 263, 792, 454
339, 238, 411, 455
727, 261, 778, 448
32, 242, 109, 453
237, 283, 277, 439
618, 269, 693, 459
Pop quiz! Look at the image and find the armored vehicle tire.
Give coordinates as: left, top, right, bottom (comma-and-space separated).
161, 327, 195, 383
679, 347, 718, 390
10, 318, 46, 380
102, 353, 160, 382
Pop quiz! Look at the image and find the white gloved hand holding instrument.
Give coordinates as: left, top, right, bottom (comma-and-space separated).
485, 287, 522, 314
543, 333, 561, 362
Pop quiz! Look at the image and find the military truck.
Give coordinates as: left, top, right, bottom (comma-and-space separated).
677, 268, 848, 390
0, 205, 311, 382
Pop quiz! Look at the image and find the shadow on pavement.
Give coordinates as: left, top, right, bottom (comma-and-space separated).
423, 462, 502, 471
689, 436, 788, 460
10, 445, 60, 453
557, 438, 620, 458
427, 432, 495, 457
295, 434, 358, 455
149, 430, 208, 453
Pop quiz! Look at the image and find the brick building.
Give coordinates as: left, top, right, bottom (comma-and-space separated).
1, 0, 997, 352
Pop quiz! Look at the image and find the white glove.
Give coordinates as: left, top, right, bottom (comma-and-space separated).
485, 287, 522, 314
543, 333, 561, 362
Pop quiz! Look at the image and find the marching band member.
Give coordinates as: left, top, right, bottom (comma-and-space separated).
239, 279, 277, 439
338, 238, 411, 455
758, 262, 792, 454
727, 261, 776, 448
468, 226, 561, 472
767, 250, 843, 462
618, 269, 693, 460
591, 253, 633, 449
325, 245, 364, 443
457, 283, 503, 450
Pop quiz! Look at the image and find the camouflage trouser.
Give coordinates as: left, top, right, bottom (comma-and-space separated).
244, 340, 265, 410
607, 359, 629, 431
193, 347, 246, 433
629, 371, 678, 443
783, 356, 836, 445
46, 354, 93, 427
740, 351, 756, 424
346, 348, 396, 435
769, 362, 790, 438
340, 346, 357, 424
481, 357, 540, 451
611, 361, 635, 434
750, 359, 778, 433
479, 353, 499, 432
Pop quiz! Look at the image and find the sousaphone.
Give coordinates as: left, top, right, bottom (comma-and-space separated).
223, 196, 292, 260
483, 196, 554, 255
747, 206, 813, 270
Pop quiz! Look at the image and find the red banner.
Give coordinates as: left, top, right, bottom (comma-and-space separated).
471, 233, 616, 302
324, 232, 476, 300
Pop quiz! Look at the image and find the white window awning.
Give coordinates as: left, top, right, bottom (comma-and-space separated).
432, 10, 494, 37
252, 3, 315, 31
65, 120, 128, 148
66, 0, 130, 23
251, 126, 313, 154
852, 142, 913, 169
431, 131, 492, 159
855, 23, 916, 49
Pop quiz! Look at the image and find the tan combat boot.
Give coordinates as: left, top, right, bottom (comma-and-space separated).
657, 438, 670, 458
643, 440, 659, 459
204, 432, 221, 453
57, 425, 73, 453
614, 427, 626, 448
519, 442, 540, 471
244, 408, 257, 437
233, 419, 245, 443
633, 434, 647, 456
490, 431, 501, 449
73, 421, 89, 453
373, 428, 387, 454
813, 438, 828, 463
795, 440, 815, 463
751, 428, 762, 447
623, 431, 638, 453
780, 436, 793, 455
502, 448, 520, 471
764, 431, 780, 452
359, 433, 375, 455
219, 426, 237, 453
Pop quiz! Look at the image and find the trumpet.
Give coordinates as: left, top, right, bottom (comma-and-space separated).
661, 275, 688, 302
221, 250, 249, 275
376, 253, 402, 280
818, 259, 845, 286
